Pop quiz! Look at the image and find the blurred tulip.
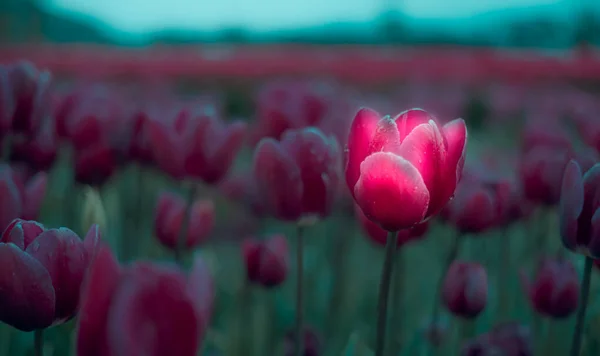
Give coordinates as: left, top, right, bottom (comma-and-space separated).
283, 327, 321, 356
443, 177, 506, 234
218, 170, 265, 216
520, 145, 570, 206
346, 108, 467, 231
442, 261, 488, 318
461, 323, 533, 356
0, 221, 100, 331
253, 127, 341, 223
355, 205, 429, 249
241, 235, 289, 288
520, 257, 579, 318
559, 160, 600, 257
10, 122, 58, 172
76, 246, 214, 356
6, 61, 52, 136
154, 191, 215, 250
0, 166, 22, 230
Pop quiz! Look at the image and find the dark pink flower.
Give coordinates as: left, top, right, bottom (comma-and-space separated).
520, 257, 579, 318
346, 108, 467, 231
242, 235, 289, 287
0, 221, 100, 331
76, 247, 215, 356
442, 261, 488, 319
253, 127, 341, 223
559, 160, 600, 257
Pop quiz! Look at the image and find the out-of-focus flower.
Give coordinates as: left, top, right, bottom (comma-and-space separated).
520, 145, 571, 206
461, 323, 532, 356
218, 170, 265, 217
0, 221, 100, 331
76, 246, 214, 356
253, 127, 341, 223
10, 120, 58, 172
241, 234, 289, 287
355, 205, 429, 249
283, 326, 321, 356
560, 160, 600, 257
346, 108, 467, 231
442, 261, 488, 319
154, 191, 215, 250
520, 257, 579, 318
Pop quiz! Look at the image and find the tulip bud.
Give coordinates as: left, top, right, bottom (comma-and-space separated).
81, 186, 107, 235
442, 261, 488, 319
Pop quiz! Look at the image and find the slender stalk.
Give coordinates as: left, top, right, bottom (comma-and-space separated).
0, 324, 12, 356
34, 329, 43, 356
570, 256, 594, 356
326, 222, 351, 337
430, 232, 462, 347
174, 182, 197, 264
375, 231, 398, 356
459, 319, 475, 345
497, 228, 511, 319
237, 280, 253, 356
388, 247, 405, 355
123, 164, 144, 261
294, 225, 305, 356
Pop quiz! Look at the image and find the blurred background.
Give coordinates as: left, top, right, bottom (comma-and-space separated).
1, 0, 599, 84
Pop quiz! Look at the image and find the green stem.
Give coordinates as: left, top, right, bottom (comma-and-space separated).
375, 231, 398, 356
294, 225, 305, 356
174, 182, 197, 264
459, 319, 475, 346
570, 256, 594, 356
388, 247, 405, 355
326, 223, 351, 337
497, 228, 511, 320
430, 231, 462, 352
34, 329, 43, 356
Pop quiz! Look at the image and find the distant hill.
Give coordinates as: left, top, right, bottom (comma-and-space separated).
3, 0, 598, 47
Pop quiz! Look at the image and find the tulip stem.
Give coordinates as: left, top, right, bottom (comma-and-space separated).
570, 256, 593, 356
294, 224, 305, 356
429, 231, 462, 352
498, 228, 511, 320
34, 329, 43, 356
174, 182, 197, 264
388, 247, 405, 355
375, 230, 398, 356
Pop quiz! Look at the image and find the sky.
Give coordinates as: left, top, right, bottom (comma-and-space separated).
44, 0, 573, 34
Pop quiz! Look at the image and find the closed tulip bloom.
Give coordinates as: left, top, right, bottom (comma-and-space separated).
346, 108, 467, 231
560, 160, 600, 257
442, 261, 488, 319
520, 145, 571, 206
520, 257, 579, 318
76, 246, 215, 356
242, 235, 289, 288
154, 191, 215, 250
253, 127, 341, 223
0, 221, 100, 331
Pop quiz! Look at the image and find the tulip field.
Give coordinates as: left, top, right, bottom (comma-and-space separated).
1, 46, 600, 356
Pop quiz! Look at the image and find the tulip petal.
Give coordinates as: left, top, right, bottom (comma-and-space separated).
345, 108, 380, 196
76, 245, 121, 356
253, 138, 303, 221
441, 118, 467, 200
26, 228, 88, 323
398, 121, 446, 216
354, 152, 430, 231
368, 115, 402, 155
559, 160, 584, 251
0, 242, 55, 331
258, 235, 290, 287
394, 108, 433, 141
107, 265, 199, 356
588, 208, 600, 258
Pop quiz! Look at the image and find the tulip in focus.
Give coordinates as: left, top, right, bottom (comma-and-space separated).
442, 261, 488, 318
520, 257, 579, 318
0, 220, 100, 331
346, 108, 467, 231
242, 235, 290, 288
76, 245, 215, 356
253, 127, 341, 223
